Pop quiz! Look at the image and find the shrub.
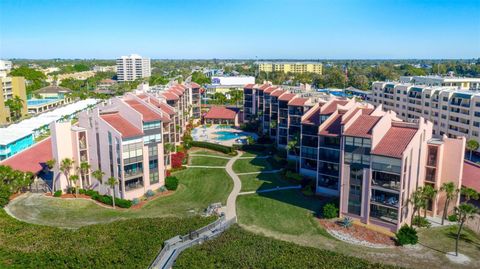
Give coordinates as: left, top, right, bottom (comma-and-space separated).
395, 225, 418, 245
132, 198, 140, 205
53, 190, 62, 197
172, 152, 186, 168
67, 187, 76, 194
145, 190, 155, 197
85, 189, 98, 197
412, 216, 431, 228
285, 171, 302, 181
165, 176, 179, 191
302, 185, 314, 196
78, 189, 86, 195
191, 141, 234, 154
322, 203, 339, 219
115, 198, 132, 208
340, 217, 353, 229
447, 214, 458, 222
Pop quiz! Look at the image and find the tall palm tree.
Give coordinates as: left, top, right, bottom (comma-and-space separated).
422, 184, 437, 218
409, 187, 425, 226
107, 177, 118, 209
287, 138, 300, 172
454, 203, 478, 256
460, 187, 479, 202
79, 162, 91, 189
466, 139, 479, 161
69, 174, 79, 198
92, 170, 105, 186
58, 158, 74, 192
46, 159, 56, 170
440, 182, 459, 225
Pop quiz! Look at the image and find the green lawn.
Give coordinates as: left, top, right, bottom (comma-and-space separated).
189, 149, 230, 157
174, 225, 402, 269
239, 172, 297, 192
7, 168, 232, 228
232, 157, 281, 173
236, 189, 480, 269
240, 151, 269, 157
0, 209, 214, 269
189, 156, 229, 166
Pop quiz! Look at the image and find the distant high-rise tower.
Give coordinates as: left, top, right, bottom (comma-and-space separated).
116, 54, 151, 82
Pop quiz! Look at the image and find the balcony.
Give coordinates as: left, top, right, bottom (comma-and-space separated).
124, 168, 143, 179
125, 177, 144, 191
372, 171, 400, 191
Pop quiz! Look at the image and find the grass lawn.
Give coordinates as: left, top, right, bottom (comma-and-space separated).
189, 156, 229, 166
6, 168, 232, 228
174, 225, 402, 269
240, 150, 269, 157
236, 189, 480, 269
189, 148, 230, 157
0, 209, 214, 269
239, 172, 298, 192
232, 157, 281, 173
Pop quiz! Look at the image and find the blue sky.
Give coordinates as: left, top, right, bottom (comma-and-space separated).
0, 0, 479, 59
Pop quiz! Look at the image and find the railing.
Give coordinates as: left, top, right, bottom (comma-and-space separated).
149, 216, 237, 269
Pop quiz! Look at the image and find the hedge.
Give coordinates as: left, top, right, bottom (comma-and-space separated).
165, 176, 179, 191
79, 189, 132, 208
0, 209, 215, 268
190, 141, 234, 154
175, 225, 403, 269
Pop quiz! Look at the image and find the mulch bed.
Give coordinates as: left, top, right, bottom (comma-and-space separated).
44, 193, 93, 199
9, 192, 23, 200
319, 219, 396, 246
130, 190, 174, 209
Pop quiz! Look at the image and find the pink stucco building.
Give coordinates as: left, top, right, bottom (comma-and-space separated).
50, 83, 199, 199
244, 83, 466, 232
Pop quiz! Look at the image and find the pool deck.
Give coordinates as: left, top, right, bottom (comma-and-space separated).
192, 125, 257, 146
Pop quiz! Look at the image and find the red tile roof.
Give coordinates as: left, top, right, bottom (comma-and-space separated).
163, 92, 179, 101
149, 98, 175, 115
371, 126, 418, 158
257, 84, 271, 91
343, 115, 381, 138
124, 99, 166, 122
169, 88, 183, 95
462, 161, 480, 192
137, 93, 148, 99
278, 93, 296, 102
244, 84, 255, 89
190, 82, 201, 88
301, 107, 321, 125
321, 100, 349, 115
264, 86, 278, 94
341, 107, 373, 124
271, 89, 286, 97
100, 113, 143, 138
319, 114, 343, 137
0, 138, 52, 174
204, 106, 238, 120
288, 97, 308, 107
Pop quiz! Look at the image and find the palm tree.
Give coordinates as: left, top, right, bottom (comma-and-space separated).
460, 187, 479, 202
409, 187, 425, 226
69, 174, 80, 197
5, 95, 24, 121
79, 162, 91, 189
453, 203, 478, 256
107, 177, 118, 209
45, 159, 56, 170
440, 182, 459, 225
466, 139, 479, 161
287, 138, 300, 172
422, 184, 437, 218
58, 158, 74, 192
92, 170, 105, 186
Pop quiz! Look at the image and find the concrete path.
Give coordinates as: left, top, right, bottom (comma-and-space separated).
225, 153, 242, 220
238, 185, 302, 196
236, 169, 283, 176
237, 156, 270, 159
189, 154, 232, 159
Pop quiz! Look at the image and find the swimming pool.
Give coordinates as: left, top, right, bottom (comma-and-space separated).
215, 125, 234, 130
27, 99, 59, 107
213, 131, 242, 141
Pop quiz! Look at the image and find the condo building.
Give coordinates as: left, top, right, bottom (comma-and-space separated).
116, 54, 151, 82
400, 75, 480, 90
0, 76, 27, 125
370, 79, 480, 146
243, 84, 466, 231
50, 83, 200, 199
258, 62, 323, 74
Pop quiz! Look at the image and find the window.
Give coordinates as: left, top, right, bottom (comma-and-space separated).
143, 121, 161, 130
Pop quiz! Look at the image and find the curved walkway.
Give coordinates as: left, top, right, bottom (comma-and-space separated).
225, 153, 242, 220
188, 154, 232, 159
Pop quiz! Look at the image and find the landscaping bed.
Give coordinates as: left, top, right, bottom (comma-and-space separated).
319, 219, 396, 247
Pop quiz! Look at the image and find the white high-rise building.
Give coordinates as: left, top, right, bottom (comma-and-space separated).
116, 54, 151, 82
